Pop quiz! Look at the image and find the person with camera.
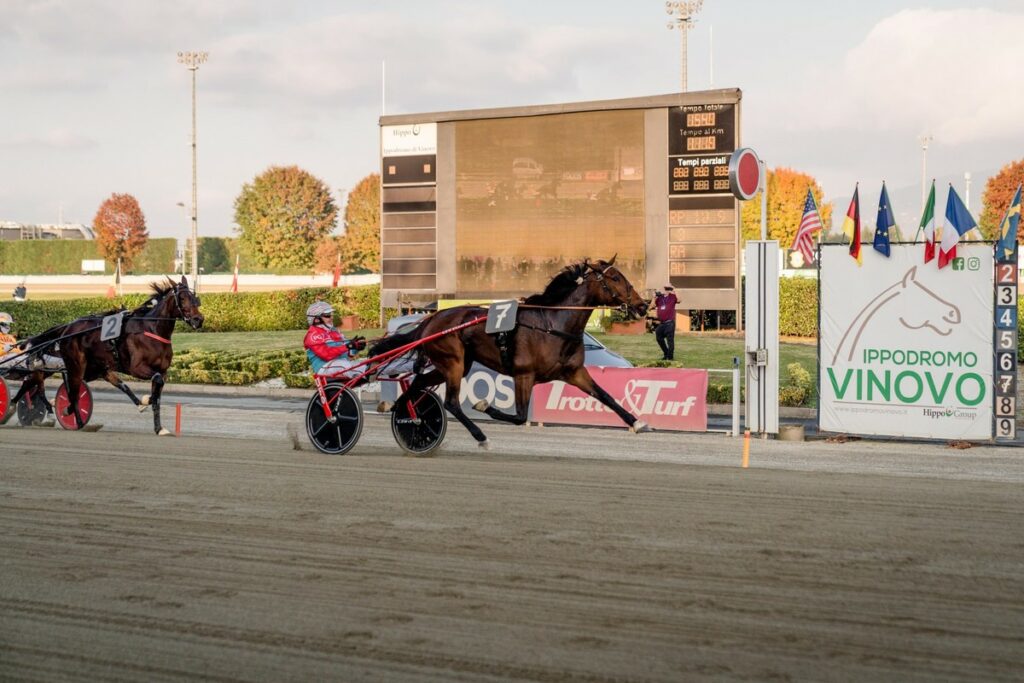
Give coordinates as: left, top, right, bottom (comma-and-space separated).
652, 284, 678, 361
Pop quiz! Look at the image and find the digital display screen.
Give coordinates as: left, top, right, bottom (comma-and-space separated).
668, 103, 735, 155
667, 155, 731, 197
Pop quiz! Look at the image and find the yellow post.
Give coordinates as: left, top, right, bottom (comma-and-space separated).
742, 429, 750, 468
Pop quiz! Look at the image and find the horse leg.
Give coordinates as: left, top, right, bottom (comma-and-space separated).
63, 373, 86, 430
105, 369, 147, 412
563, 367, 652, 433
475, 373, 532, 425
150, 372, 170, 436
437, 362, 489, 448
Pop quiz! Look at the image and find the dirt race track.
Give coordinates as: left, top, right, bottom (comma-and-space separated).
2, 408, 1023, 681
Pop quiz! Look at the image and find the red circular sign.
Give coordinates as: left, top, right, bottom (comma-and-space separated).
728, 148, 762, 200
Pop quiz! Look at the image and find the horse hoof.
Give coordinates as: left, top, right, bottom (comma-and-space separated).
630, 421, 653, 434
478, 439, 490, 451
140, 395, 151, 406
138, 404, 150, 413
157, 428, 173, 436
473, 400, 490, 412
376, 401, 393, 413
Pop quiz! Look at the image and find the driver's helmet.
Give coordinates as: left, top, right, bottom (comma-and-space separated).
306, 301, 334, 327
0, 312, 12, 334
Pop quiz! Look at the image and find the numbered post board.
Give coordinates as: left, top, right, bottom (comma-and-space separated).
994, 244, 1019, 440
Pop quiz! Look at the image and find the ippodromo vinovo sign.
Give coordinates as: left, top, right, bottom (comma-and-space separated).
819, 243, 994, 440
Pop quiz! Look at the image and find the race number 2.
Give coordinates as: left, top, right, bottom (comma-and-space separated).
100, 313, 123, 342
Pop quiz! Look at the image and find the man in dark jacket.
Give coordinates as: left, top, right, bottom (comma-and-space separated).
653, 284, 678, 360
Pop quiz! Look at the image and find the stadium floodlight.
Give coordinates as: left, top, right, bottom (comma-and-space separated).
665, 1, 704, 93
177, 51, 209, 291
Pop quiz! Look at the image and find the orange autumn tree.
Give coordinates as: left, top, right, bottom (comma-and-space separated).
979, 158, 1024, 242
92, 193, 149, 271
740, 167, 833, 247
337, 173, 381, 273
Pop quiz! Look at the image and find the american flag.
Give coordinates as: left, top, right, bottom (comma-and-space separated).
792, 188, 823, 264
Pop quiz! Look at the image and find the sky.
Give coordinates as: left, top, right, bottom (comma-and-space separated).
2, 0, 1023, 241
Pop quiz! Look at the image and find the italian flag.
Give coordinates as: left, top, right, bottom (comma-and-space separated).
921, 181, 936, 264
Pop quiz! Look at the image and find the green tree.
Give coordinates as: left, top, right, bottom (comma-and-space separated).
337, 173, 380, 273
198, 237, 231, 273
740, 167, 833, 247
234, 165, 338, 269
979, 158, 1024, 241
92, 193, 149, 272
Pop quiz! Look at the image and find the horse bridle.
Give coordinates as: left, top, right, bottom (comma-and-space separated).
586, 263, 641, 314
172, 283, 203, 329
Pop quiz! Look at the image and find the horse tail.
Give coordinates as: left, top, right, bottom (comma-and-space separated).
368, 322, 427, 358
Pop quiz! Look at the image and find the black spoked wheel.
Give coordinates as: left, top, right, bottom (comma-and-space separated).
391, 389, 447, 456
306, 383, 363, 455
17, 383, 47, 426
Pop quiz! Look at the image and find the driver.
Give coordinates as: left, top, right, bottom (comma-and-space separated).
0, 312, 65, 372
303, 301, 366, 379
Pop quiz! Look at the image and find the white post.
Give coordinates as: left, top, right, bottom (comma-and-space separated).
744, 241, 780, 436
731, 357, 740, 437
759, 160, 768, 241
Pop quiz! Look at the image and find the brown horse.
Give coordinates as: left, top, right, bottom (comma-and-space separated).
369, 257, 650, 448
24, 276, 203, 434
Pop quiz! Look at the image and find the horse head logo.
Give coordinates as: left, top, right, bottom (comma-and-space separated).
832, 266, 962, 364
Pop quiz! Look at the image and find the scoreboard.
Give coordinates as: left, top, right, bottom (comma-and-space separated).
667, 101, 741, 307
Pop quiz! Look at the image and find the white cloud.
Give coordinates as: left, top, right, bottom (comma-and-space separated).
791, 8, 1024, 145
0, 128, 96, 149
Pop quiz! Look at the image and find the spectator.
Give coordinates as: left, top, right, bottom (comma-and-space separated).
653, 284, 678, 361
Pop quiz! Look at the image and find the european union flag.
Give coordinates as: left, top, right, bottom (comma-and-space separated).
873, 183, 895, 257
996, 184, 1021, 262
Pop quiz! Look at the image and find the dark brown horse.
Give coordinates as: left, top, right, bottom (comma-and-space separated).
369, 257, 650, 448
24, 276, 203, 434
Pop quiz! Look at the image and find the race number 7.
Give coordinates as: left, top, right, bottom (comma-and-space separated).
485, 300, 519, 334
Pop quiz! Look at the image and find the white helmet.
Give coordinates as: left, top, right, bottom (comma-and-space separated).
306, 301, 334, 326
0, 312, 11, 330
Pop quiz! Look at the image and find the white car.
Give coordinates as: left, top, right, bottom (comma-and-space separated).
511, 157, 544, 178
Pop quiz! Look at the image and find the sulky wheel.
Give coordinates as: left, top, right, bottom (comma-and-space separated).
0, 378, 9, 425
391, 388, 447, 457
17, 383, 48, 426
54, 382, 93, 431
306, 382, 363, 455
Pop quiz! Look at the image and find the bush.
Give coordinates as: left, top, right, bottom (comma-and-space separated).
0, 238, 176, 275
778, 277, 818, 338
6, 285, 381, 337
779, 362, 814, 407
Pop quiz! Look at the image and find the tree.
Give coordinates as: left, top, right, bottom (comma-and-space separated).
313, 236, 342, 274
234, 165, 338, 269
740, 167, 833, 248
198, 237, 231, 273
979, 158, 1024, 242
337, 173, 381, 273
92, 193, 148, 272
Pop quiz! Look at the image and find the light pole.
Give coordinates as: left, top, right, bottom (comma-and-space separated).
918, 133, 933, 214
177, 50, 208, 291
665, 1, 704, 93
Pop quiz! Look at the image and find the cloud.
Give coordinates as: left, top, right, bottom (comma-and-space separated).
786, 8, 1024, 145
0, 128, 97, 150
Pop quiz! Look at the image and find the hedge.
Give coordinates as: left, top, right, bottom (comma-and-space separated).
0, 238, 177, 275
4, 285, 381, 338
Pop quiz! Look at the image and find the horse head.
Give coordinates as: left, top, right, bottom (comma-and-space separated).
586, 256, 648, 320
173, 276, 205, 330
897, 266, 961, 336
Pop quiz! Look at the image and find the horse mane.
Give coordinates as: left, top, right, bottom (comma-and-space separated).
131, 279, 177, 315
522, 262, 590, 305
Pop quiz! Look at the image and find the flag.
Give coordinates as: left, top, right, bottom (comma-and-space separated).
106, 259, 120, 299
791, 188, 823, 265
841, 184, 862, 265
938, 185, 977, 269
332, 254, 341, 288
873, 183, 895, 257
230, 253, 239, 293
921, 180, 937, 264
995, 184, 1022, 262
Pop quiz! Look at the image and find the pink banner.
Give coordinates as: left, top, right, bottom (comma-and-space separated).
530, 367, 708, 431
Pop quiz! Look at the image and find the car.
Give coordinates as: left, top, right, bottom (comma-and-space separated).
511, 157, 544, 178
380, 312, 631, 419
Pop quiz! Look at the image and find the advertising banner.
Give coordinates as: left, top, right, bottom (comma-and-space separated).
530, 367, 709, 431
819, 243, 993, 440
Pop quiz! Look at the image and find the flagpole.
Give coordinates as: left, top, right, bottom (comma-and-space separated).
911, 178, 934, 243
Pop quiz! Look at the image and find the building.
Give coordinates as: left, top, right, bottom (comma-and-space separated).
0, 221, 95, 241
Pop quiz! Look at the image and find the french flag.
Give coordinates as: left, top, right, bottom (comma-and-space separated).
938, 185, 977, 269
